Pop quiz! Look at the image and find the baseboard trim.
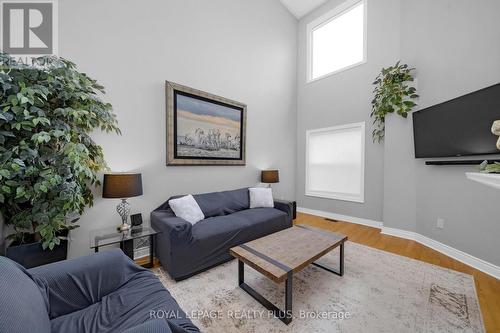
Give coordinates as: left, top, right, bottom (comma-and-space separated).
297, 207, 383, 229
382, 226, 500, 280
380, 226, 418, 240
297, 208, 500, 279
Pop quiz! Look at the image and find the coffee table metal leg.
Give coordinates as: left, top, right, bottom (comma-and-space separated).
284, 272, 292, 322
238, 259, 244, 285
238, 260, 293, 325
311, 242, 344, 276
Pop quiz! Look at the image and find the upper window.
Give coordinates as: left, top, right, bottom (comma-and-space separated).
305, 122, 365, 202
307, 0, 366, 82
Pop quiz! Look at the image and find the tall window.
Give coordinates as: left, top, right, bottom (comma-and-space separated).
307, 0, 366, 82
306, 122, 365, 202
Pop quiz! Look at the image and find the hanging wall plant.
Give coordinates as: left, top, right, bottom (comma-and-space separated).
0, 53, 120, 251
371, 61, 418, 142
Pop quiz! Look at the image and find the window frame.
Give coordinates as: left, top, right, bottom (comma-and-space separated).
306, 0, 367, 83
305, 122, 366, 203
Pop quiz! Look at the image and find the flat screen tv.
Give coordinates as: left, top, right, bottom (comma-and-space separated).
413, 83, 500, 158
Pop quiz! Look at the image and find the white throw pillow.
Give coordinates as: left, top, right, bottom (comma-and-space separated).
249, 187, 274, 208
169, 195, 205, 225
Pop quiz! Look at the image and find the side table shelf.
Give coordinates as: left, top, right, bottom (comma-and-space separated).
90, 224, 159, 268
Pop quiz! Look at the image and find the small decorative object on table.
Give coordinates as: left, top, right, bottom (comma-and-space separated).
492, 120, 500, 150
479, 160, 500, 174
130, 213, 143, 227
102, 173, 143, 231
478, 120, 500, 173
261, 169, 279, 187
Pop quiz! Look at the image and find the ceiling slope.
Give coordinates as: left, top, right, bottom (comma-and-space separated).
279, 0, 329, 19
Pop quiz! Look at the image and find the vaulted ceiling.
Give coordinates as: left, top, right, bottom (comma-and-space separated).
279, 0, 329, 19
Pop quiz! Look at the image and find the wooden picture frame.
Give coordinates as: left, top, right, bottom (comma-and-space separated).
166, 81, 246, 166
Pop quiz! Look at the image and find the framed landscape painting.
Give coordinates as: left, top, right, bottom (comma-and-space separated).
166, 81, 246, 165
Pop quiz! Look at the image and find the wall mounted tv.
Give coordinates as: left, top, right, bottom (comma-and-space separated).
413, 83, 500, 158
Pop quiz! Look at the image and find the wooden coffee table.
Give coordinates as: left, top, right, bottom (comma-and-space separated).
230, 225, 347, 324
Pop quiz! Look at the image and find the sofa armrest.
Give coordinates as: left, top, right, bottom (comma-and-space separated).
29, 248, 145, 319
151, 209, 193, 274
150, 210, 193, 245
274, 199, 293, 221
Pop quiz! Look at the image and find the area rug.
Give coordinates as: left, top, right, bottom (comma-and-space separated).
153, 241, 484, 333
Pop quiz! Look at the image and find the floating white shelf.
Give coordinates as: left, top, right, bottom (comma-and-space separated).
466, 172, 500, 190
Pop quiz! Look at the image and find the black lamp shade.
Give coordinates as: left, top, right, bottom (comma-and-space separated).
102, 173, 143, 198
261, 170, 279, 183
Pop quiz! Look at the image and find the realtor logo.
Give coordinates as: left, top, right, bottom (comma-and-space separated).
1, 0, 57, 56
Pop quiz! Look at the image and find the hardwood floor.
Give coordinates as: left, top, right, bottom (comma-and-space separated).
141, 212, 500, 332
295, 212, 500, 333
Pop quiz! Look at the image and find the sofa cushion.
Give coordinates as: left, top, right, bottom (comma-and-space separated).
192, 212, 253, 240
0, 256, 51, 333
226, 208, 289, 238
169, 194, 205, 224
193, 188, 249, 218
228, 207, 287, 227
192, 208, 288, 244
249, 187, 274, 208
50, 269, 198, 333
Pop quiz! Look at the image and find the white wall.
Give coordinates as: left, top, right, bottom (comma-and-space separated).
59, 0, 298, 258
382, 114, 417, 231
297, 0, 500, 267
296, 0, 401, 222
391, 0, 500, 265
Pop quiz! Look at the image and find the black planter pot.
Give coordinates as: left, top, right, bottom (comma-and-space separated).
6, 239, 68, 268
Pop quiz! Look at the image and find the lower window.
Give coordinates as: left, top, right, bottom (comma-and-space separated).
305, 122, 365, 202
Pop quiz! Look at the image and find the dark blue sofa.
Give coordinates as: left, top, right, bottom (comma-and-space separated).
0, 249, 199, 333
151, 188, 293, 281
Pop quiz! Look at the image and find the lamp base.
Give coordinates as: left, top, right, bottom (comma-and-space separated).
116, 198, 132, 232
117, 223, 131, 231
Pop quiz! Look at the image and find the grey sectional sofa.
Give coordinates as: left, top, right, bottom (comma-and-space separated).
0, 249, 199, 333
151, 188, 293, 280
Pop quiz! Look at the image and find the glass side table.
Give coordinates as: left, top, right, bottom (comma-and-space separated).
90, 224, 159, 268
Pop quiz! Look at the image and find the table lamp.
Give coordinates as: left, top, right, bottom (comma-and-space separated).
102, 173, 143, 231
261, 170, 279, 188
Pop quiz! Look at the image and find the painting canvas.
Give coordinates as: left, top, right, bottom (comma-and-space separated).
166, 81, 246, 165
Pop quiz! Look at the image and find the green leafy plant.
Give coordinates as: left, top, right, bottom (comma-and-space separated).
0, 53, 120, 250
371, 61, 418, 142
479, 160, 500, 174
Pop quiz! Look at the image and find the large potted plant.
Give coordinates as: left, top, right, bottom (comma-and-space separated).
0, 54, 120, 267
